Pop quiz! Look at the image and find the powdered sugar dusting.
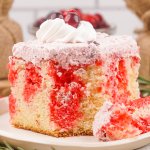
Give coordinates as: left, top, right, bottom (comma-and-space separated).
12, 33, 139, 68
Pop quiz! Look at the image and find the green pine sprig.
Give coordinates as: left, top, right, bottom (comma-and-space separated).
0, 141, 24, 150
138, 76, 150, 97
138, 77, 150, 85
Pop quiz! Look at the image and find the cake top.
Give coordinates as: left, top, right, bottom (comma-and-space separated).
12, 19, 140, 67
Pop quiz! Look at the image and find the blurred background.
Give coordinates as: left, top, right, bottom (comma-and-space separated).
10, 0, 142, 40
1, 0, 150, 97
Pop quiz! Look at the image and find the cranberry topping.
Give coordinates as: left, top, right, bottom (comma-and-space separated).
64, 12, 80, 28
63, 8, 82, 18
105, 58, 130, 104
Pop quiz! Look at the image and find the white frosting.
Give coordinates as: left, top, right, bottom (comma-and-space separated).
12, 33, 140, 68
36, 18, 96, 43
93, 101, 113, 137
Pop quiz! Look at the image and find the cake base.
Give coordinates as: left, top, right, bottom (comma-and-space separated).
13, 123, 92, 137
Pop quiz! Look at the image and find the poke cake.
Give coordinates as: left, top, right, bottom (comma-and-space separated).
8, 16, 140, 137
93, 96, 150, 141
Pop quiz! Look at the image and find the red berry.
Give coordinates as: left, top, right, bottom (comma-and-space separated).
95, 13, 109, 28
64, 12, 80, 28
81, 14, 98, 28
95, 13, 103, 22
63, 8, 82, 18
47, 12, 64, 20
94, 15, 109, 29
93, 15, 101, 29
88, 15, 99, 29
71, 8, 82, 18
63, 9, 77, 18
34, 17, 46, 27
81, 14, 89, 21
99, 20, 109, 28
67, 9, 78, 13
74, 8, 82, 13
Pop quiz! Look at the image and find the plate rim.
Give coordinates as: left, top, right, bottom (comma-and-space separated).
0, 97, 150, 148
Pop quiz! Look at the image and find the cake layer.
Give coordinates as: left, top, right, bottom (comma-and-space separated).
9, 52, 140, 137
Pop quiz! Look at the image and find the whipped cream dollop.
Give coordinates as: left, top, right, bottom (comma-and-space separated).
36, 18, 96, 43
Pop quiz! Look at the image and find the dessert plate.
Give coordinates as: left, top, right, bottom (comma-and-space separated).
0, 97, 150, 150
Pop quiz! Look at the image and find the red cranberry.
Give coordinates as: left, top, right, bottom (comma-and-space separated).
95, 13, 109, 28
93, 15, 101, 29
47, 12, 64, 20
99, 20, 109, 28
74, 8, 82, 13
34, 17, 46, 27
63, 8, 82, 18
87, 15, 98, 29
73, 8, 82, 18
67, 9, 78, 13
81, 14, 98, 29
81, 14, 89, 21
95, 13, 103, 22
64, 12, 80, 28
63, 9, 78, 18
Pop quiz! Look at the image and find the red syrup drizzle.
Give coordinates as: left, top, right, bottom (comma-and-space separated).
105, 58, 130, 104
23, 63, 42, 102
9, 94, 16, 118
8, 59, 18, 85
116, 59, 131, 102
48, 61, 86, 129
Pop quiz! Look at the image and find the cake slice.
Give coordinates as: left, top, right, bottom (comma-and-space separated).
130, 96, 150, 133
8, 18, 140, 137
93, 97, 150, 141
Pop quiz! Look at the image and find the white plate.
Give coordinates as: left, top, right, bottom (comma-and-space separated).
0, 97, 150, 150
